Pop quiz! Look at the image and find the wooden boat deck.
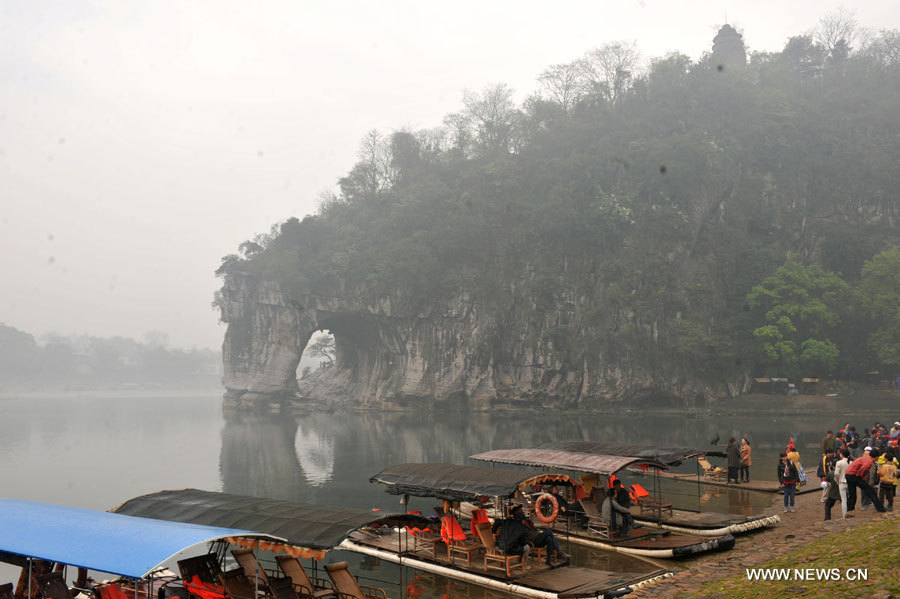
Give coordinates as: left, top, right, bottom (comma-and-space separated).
347, 530, 668, 597
630, 507, 759, 528
629, 468, 818, 494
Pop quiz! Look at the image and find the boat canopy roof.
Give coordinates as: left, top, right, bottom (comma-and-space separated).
112, 489, 424, 553
0, 499, 280, 579
470, 449, 669, 475
370, 463, 580, 501
535, 441, 726, 464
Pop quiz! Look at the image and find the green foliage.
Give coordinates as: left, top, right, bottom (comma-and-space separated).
747, 260, 848, 377
856, 246, 900, 367
218, 19, 900, 384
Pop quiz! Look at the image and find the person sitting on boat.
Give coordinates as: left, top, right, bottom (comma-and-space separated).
601, 488, 633, 536
492, 505, 570, 565
548, 486, 571, 513
611, 480, 641, 529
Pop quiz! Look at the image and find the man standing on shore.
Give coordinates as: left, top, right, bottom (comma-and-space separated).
845, 448, 886, 513
822, 431, 835, 454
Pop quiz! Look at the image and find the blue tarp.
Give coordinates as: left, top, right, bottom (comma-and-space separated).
0, 499, 283, 578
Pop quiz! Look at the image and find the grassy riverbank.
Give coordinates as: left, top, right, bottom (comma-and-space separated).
684, 514, 900, 599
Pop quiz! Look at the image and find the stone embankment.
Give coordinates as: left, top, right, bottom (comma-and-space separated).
629, 490, 899, 599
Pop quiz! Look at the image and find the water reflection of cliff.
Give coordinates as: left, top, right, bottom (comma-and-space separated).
220, 408, 818, 511
220, 413, 310, 501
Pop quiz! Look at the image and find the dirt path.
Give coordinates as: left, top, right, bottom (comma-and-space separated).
628, 487, 899, 598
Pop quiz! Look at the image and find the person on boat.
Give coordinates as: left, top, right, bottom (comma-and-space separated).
548, 486, 571, 514
778, 451, 799, 513
612, 480, 642, 529
601, 487, 633, 536
492, 505, 569, 565
834, 449, 853, 518
725, 437, 741, 484
548, 485, 586, 524
740, 438, 752, 483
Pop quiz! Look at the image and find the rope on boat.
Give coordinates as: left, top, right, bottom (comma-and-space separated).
632, 514, 781, 537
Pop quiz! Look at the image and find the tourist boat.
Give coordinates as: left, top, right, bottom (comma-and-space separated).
467, 449, 737, 556
530, 441, 782, 536
0, 498, 286, 599
369, 460, 736, 558
113, 488, 669, 599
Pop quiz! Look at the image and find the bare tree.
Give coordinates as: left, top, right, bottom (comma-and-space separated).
582, 41, 642, 104
861, 29, 900, 67
537, 60, 588, 111
461, 83, 519, 156
812, 8, 868, 57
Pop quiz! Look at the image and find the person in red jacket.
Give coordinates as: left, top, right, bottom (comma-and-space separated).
845, 448, 886, 512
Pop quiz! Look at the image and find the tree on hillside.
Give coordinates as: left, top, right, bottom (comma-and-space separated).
581, 41, 642, 104
460, 83, 520, 156
537, 60, 587, 111
747, 260, 848, 377
856, 246, 900, 367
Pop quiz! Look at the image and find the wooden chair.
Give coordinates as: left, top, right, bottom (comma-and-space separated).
474, 522, 525, 578
0, 583, 13, 599
231, 549, 294, 599
439, 515, 483, 567
36, 572, 71, 599
322, 563, 386, 599
632, 483, 673, 518
275, 556, 335, 599
178, 554, 223, 585
218, 568, 259, 599
697, 457, 726, 481
579, 500, 611, 539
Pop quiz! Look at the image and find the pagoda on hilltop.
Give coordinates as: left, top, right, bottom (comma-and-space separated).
712, 24, 747, 69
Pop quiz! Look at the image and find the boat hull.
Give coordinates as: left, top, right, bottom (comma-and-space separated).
562, 531, 736, 559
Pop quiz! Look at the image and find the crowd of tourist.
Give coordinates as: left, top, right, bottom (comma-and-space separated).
796, 421, 900, 519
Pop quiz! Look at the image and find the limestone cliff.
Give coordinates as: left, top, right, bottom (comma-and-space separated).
220, 271, 720, 411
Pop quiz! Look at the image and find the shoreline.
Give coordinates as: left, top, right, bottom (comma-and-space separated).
628, 488, 900, 598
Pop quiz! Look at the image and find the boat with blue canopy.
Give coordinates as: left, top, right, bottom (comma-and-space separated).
0, 498, 390, 599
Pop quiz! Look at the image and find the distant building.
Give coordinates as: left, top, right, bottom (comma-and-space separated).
712, 24, 747, 69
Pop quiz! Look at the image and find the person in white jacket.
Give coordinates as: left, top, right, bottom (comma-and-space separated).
833, 449, 852, 519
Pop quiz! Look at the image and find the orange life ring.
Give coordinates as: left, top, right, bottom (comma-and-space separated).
534, 493, 559, 523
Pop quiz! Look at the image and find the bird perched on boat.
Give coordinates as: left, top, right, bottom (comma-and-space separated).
710, 434, 720, 446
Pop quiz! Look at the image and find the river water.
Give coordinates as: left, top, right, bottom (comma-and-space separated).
0, 392, 890, 598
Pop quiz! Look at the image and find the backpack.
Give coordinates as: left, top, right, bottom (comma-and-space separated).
879, 463, 898, 486
797, 463, 808, 484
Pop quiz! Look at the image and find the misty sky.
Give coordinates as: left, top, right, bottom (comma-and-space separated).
2, 0, 899, 350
